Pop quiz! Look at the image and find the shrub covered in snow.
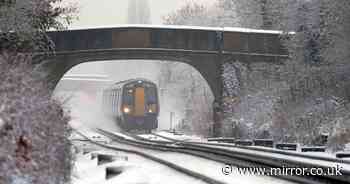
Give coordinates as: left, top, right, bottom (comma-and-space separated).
0, 1, 76, 182
0, 53, 73, 184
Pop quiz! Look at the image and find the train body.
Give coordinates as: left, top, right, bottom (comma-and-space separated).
102, 78, 159, 132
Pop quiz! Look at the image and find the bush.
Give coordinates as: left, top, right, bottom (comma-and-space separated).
0, 53, 73, 184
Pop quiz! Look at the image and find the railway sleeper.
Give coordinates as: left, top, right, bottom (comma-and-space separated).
106, 166, 124, 180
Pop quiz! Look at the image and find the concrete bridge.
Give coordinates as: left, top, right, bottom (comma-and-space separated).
55, 74, 112, 92
43, 25, 289, 136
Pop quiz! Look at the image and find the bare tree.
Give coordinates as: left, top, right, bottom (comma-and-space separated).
164, 1, 216, 26
128, 0, 151, 24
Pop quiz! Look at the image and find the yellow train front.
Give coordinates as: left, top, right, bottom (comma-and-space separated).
102, 79, 159, 132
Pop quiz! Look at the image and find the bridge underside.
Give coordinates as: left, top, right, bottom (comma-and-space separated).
42, 25, 289, 136
44, 49, 285, 100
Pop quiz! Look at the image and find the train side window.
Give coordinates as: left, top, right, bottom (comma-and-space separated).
111, 91, 114, 113
112, 90, 117, 113
116, 90, 119, 113
105, 90, 109, 113
116, 89, 120, 110
109, 90, 112, 112
102, 92, 106, 111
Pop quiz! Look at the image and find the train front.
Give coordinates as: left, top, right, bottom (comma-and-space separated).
121, 80, 159, 131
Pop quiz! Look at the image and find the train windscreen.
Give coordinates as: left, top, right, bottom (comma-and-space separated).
145, 87, 157, 104
123, 88, 134, 105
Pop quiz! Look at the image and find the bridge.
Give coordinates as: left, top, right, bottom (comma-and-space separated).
43, 25, 289, 136
56, 74, 112, 92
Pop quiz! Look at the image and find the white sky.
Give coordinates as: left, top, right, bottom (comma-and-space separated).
67, 0, 216, 28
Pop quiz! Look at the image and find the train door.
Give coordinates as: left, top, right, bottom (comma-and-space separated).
134, 87, 145, 116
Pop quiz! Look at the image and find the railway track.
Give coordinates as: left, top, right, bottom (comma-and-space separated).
73, 129, 227, 184
151, 132, 350, 165
96, 129, 350, 184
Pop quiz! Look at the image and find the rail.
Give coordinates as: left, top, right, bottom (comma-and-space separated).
96, 129, 350, 184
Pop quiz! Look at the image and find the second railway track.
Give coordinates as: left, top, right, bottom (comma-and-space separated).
96, 128, 350, 184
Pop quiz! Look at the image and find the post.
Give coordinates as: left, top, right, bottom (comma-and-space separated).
170, 112, 174, 131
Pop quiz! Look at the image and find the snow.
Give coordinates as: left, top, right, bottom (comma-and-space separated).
72, 147, 208, 184
240, 145, 348, 163
63, 74, 109, 79
69, 119, 86, 130
150, 152, 295, 184
0, 117, 3, 129
61, 74, 112, 82
345, 143, 350, 151
72, 152, 105, 184
196, 144, 350, 172
103, 156, 206, 184
72, 125, 348, 184
108, 131, 136, 140
137, 134, 172, 142
70, 128, 112, 145
52, 24, 291, 35
153, 131, 350, 170
65, 24, 222, 32
88, 134, 295, 184
302, 152, 336, 158
61, 78, 112, 82
72, 128, 296, 184
155, 131, 204, 142
223, 27, 285, 34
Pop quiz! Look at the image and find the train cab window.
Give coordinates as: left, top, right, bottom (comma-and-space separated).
123, 88, 134, 105
146, 86, 157, 104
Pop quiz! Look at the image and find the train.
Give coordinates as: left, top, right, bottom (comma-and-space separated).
102, 78, 159, 132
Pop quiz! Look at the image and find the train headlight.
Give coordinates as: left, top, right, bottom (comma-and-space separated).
147, 104, 157, 113
123, 107, 131, 113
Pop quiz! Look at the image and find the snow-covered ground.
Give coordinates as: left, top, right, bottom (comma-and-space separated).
150, 131, 350, 171
70, 120, 350, 184
157, 131, 350, 161
138, 134, 172, 142
156, 130, 205, 142
72, 149, 207, 184
71, 128, 296, 184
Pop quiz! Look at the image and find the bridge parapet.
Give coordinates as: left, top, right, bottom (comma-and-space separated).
48, 25, 289, 59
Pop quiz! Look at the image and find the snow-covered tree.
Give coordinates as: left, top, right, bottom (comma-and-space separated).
0, 1, 76, 183
164, 0, 350, 149
157, 62, 214, 136
0, 0, 76, 53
